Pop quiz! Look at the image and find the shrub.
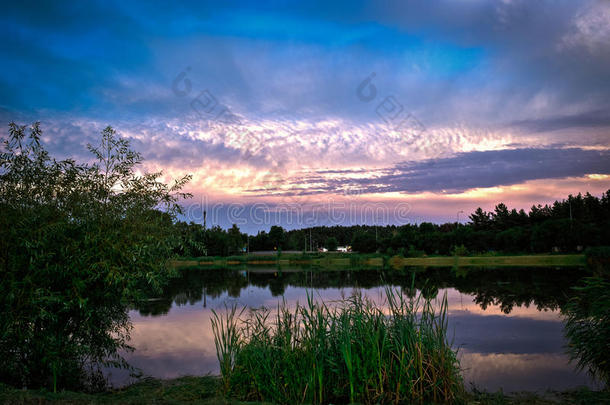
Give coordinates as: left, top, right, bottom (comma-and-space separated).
563, 277, 610, 387
407, 245, 425, 258
585, 246, 610, 275
452, 244, 469, 256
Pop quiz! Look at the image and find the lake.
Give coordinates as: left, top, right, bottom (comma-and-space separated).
111, 266, 601, 393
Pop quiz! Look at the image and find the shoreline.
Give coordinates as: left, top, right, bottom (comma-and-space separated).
2, 376, 607, 404
170, 253, 586, 270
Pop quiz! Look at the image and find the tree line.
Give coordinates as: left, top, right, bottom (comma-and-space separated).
177, 190, 610, 257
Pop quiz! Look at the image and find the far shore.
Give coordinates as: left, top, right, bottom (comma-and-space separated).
170, 253, 586, 269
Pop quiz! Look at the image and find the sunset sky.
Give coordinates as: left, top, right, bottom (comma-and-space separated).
2, 1, 609, 232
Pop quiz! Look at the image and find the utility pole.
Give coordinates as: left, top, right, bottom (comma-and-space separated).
568, 195, 572, 231
309, 228, 312, 252
375, 214, 380, 242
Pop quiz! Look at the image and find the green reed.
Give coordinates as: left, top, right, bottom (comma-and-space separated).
211, 288, 464, 404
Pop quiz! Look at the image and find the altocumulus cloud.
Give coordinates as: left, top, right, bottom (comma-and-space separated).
1, 0, 610, 221
273, 148, 610, 195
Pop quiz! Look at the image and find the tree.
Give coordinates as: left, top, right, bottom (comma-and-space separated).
228, 224, 244, 254
495, 227, 529, 253
469, 208, 491, 231
269, 225, 285, 249
491, 203, 510, 230
351, 231, 377, 253
325, 237, 338, 251
0, 123, 191, 390
206, 225, 230, 256
174, 221, 207, 257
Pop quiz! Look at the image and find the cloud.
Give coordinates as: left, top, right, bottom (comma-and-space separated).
270, 148, 610, 195
559, 1, 610, 54
507, 109, 610, 133
3, 0, 610, 130
1, 0, 610, 230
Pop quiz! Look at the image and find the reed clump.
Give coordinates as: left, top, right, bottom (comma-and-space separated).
211, 288, 464, 404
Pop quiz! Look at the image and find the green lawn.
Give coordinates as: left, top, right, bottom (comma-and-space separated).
393, 254, 586, 267
171, 253, 586, 269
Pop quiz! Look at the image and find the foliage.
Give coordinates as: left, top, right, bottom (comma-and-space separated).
407, 245, 426, 257
227, 224, 244, 254
351, 230, 377, 253
563, 276, 610, 387
0, 123, 190, 391
211, 289, 464, 404
585, 246, 610, 259
324, 236, 338, 251
452, 244, 469, 256
268, 225, 285, 250
174, 221, 207, 257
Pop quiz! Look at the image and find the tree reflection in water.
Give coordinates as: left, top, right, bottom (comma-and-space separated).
133, 266, 584, 316
132, 265, 610, 388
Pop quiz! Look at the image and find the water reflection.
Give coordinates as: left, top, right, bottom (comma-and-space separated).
114, 267, 601, 393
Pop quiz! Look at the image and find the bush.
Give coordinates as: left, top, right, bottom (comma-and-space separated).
407, 245, 425, 258
563, 277, 610, 387
585, 246, 610, 275
452, 244, 469, 256
585, 246, 610, 259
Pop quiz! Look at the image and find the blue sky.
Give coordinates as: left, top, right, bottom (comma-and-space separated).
2, 0, 609, 231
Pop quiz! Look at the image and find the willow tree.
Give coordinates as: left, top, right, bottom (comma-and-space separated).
0, 123, 191, 391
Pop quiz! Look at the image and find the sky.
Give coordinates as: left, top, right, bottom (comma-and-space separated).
1, 0, 610, 232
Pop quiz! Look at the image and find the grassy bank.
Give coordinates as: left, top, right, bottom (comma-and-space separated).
2, 373, 608, 405
0, 377, 224, 404
392, 254, 586, 267
170, 253, 586, 270
170, 252, 384, 270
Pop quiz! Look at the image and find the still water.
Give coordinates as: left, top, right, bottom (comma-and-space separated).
112, 267, 600, 393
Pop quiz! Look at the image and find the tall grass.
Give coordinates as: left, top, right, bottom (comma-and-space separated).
211, 288, 464, 404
